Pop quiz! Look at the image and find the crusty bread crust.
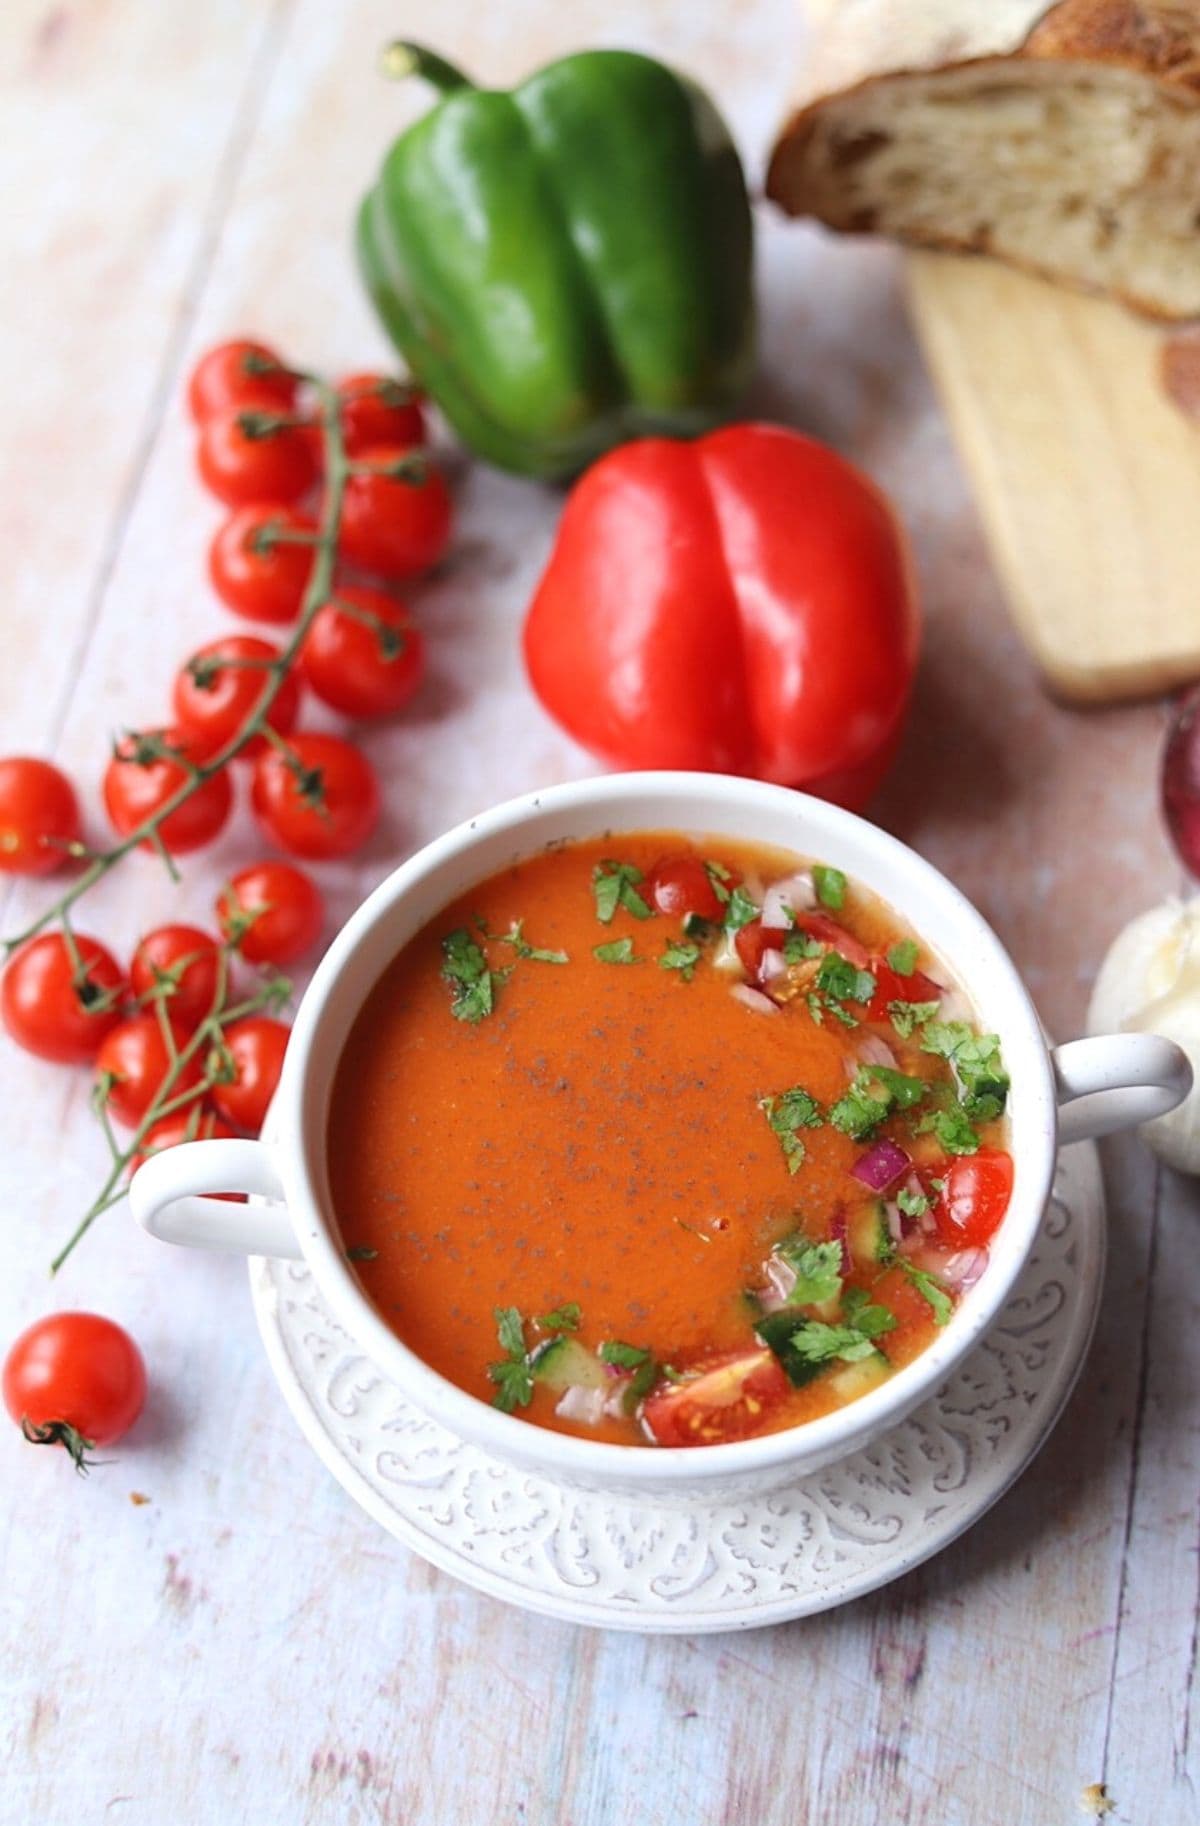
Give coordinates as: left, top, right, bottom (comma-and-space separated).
768, 1, 1200, 319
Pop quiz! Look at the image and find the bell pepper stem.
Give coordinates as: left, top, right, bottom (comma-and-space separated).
379, 41, 472, 93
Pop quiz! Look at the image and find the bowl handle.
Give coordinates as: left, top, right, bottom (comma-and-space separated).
1051, 1034, 1192, 1145
128, 1138, 301, 1259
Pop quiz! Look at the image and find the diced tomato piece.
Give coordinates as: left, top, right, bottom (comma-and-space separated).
642, 1349, 790, 1447
792, 912, 870, 967
871, 1266, 940, 1367
647, 856, 727, 922
734, 919, 789, 974
935, 1148, 1014, 1248
867, 960, 942, 1023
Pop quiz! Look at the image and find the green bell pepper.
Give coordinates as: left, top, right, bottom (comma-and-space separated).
356, 43, 755, 479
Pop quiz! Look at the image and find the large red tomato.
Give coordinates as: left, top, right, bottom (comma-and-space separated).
523, 424, 919, 809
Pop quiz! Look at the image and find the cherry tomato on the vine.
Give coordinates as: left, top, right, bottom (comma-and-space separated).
217, 860, 323, 965
171, 636, 300, 761
299, 586, 424, 718
1, 934, 125, 1063
211, 1016, 290, 1134
209, 502, 317, 624
131, 1109, 236, 1174
102, 727, 232, 856
338, 443, 453, 578
95, 1012, 202, 1129
250, 732, 379, 859
187, 339, 298, 423
4, 1312, 146, 1469
0, 757, 81, 877
337, 373, 425, 454
196, 388, 317, 509
130, 925, 222, 1029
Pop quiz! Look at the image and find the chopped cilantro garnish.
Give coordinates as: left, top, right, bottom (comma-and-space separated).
661, 940, 702, 981
538, 1302, 581, 1333
783, 930, 823, 964
592, 860, 652, 924
489, 919, 568, 964
930, 1176, 947, 1197
487, 1306, 534, 1412
789, 1299, 896, 1364
887, 938, 920, 976
829, 1064, 926, 1140
813, 865, 846, 911
704, 860, 733, 905
921, 1023, 1010, 1110
599, 1340, 650, 1369
724, 885, 760, 932
806, 991, 826, 1026
345, 1245, 378, 1263
815, 952, 876, 1006
888, 999, 941, 1040
623, 1356, 660, 1411
774, 1236, 843, 1304
441, 928, 506, 1024
896, 1187, 929, 1220
594, 938, 638, 964
899, 1261, 954, 1326
759, 1087, 823, 1174
917, 1103, 981, 1155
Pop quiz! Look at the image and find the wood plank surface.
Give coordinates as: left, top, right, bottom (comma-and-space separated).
907, 254, 1200, 705
0, 4, 1196, 1824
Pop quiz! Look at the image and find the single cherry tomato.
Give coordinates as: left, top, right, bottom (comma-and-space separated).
642, 1349, 790, 1447
196, 387, 317, 509
131, 1109, 235, 1173
792, 911, 871, 968
866, 959, 942, 1024
217, 860, 323, 965
337, 373, 425, 454
130, 925, 222, 1029
0, 757, 81, 876
734, 919, 790, 975
1, 934, 125, 1063
298, 586, 424, 718
209, 503, 317, 624
4, 1312, 146, 1469
95, 1013, 202, 1128
187, 339, 297, 423
338, 443, 453, 578
211, 1015, 289, 1134
646, 857, 727, 923
102, 727, 232, 856
250, 732, 379, 859
171, 636, 300, 761
936, 1148, 1015, 1249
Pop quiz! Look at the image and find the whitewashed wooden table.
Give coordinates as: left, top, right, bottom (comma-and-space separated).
1, 3, 1197, 1821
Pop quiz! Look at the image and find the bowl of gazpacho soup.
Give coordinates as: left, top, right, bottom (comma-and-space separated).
130, 774, 1189, 1496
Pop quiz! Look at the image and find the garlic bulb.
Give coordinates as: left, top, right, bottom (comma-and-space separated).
1088, 898, 1200, 1172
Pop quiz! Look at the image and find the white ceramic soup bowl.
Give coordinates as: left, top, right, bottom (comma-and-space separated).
130, 773, 1189, 1498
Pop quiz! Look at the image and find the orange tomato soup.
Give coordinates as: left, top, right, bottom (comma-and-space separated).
329, 833, 1012, 1448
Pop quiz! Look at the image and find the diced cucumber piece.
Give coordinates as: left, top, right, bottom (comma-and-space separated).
682, 912, 719, 942
827, 1352, 892, 1403
754, 1311, 826, 1388
529, 1336, 608, 1393
848, 1200, 896, 1268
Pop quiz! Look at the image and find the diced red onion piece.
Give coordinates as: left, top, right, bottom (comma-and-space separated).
830, 1208, 851, 1276
851, 1137, 911, 1192
884, 1203, 904, 1247
856, 1032, 898, 1069
937, 1247, 989, 1290
731, 984, 779, 1015
555, 1385, 608, 1425
759, 948, 788, 985
762, 872, 816, 927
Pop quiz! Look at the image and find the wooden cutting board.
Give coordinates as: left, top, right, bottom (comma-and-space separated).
905, 252, 1200, 704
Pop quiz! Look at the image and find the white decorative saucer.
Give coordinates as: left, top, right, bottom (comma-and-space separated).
249, 1142, 1105, 1634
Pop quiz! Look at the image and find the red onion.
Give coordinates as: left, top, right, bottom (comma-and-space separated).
937, 1247, 988, 1290
731, 984, 778, 1015
555, 1385, 607, 1425
851, 1137, 910, 1192
883, 1203, 904, 1248
830, 1208, 851, 1276
759, 949, 788, 986
856, 1032, 898, 1070
762, 872, 816, 927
